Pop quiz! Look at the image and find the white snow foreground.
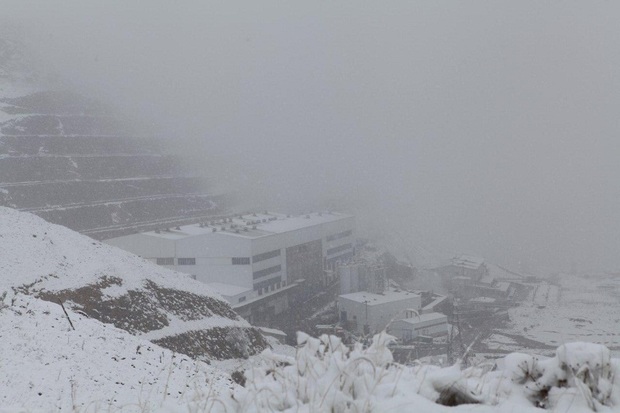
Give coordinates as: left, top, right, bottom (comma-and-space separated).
0, 295, 234, 412
221, 333, 620, 413
3, 297, 620, 412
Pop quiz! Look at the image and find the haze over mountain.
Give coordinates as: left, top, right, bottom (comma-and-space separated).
3, 1, 620, 273
0, 36, 233, 238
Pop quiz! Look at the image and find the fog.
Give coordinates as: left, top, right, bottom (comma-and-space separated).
4, 1, 620, 273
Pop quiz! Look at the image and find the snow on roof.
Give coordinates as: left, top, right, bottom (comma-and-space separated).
141, 211, 353, 240
398, 312, 447, 325
422, 295, 448, 310
206, 282, 253, 297
451, 254, 485, 269
339, 289, 420, 306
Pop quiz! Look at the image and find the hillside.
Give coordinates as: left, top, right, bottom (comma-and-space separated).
0, 295, 234, 412
0, 36, 232, 240
4, 293, 619, 412
0, 206, 267, 361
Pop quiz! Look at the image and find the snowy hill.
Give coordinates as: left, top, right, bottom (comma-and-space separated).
0, 295, 234, 412
0, 207, 267, 361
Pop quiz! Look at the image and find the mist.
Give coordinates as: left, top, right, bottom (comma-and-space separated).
4, 0, 620, 273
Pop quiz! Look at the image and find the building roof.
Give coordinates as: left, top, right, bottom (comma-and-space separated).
451, 254, 485, 270
140, 211, 354, 240
422, 295, 448, 311
397, 312, 447, 325
339, 289, 420, 306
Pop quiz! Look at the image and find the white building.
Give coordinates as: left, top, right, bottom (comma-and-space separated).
337, 289, 421, 335
389, 312, 449, 342
105, 211, 355, 323
338, 261, 387, 295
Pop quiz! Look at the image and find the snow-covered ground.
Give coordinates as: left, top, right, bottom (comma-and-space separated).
0, 206, 266, 362
0, 206, 248, 332
502, 274, 620, 350
483, 333, 522, 352
0, 206, 220, 299
0, 295, 234, 412
7, 300, 620, 413
4, 207, 620, 411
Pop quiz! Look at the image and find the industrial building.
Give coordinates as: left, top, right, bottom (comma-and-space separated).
105, 211, 355, 324
389, 312, 449, 342
338, 260, 387, 295
337, 289, 421, 335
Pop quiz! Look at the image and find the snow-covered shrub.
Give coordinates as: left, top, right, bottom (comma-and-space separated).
227, 331, 404, 412
218, 333, 620, 413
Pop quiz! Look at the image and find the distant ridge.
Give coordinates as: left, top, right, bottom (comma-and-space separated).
0, 36, 232, 238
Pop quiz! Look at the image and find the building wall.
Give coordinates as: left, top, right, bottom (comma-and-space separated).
338, 294, 421, 335
286, 239, 323, 286
390, 315, 448, 341
105, 215, 355, 293
251, 236, 287, 290
176, 235, 253, 288
106, 233, 176, 259
339, 264, 361, 295
324, 217, 355, 269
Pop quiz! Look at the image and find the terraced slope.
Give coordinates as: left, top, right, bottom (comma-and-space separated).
0, 88, 231, 239
0, 35, 233, 238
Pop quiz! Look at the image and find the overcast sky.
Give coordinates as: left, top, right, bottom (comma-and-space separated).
4, 1, 620, 273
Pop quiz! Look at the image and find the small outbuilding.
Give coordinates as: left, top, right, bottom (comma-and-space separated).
338, 289, 421, 335
389, 312, 449, 342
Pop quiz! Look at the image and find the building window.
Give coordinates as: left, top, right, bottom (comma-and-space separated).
156, 257, 174, 265
177, 258, 196, 265
253, 276, 282, 292
326, 230, 353, 242
253, 265, 281, 280
252, 249, 281, 263
232, 257, 250, 265
327, 251, 354, 267
327, 243, 352, 256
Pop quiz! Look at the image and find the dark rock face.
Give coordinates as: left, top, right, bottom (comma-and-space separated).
153, 327, 268, 361
20, 275, 268, 361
